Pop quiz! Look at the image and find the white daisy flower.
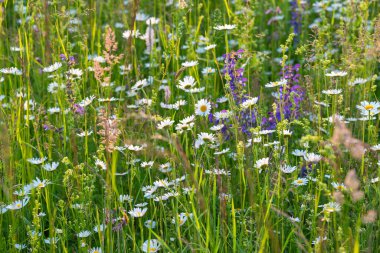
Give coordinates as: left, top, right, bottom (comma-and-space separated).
304, 153, 322, 163
255, 157, 269, 169
144, 220, 157, 229
79, 96, 96, 107
325, 70, 347, 77
43, 62, 62, 73
177, 76, 197, 90
240, 97, 259, 109
7, 197, 30, 210
280, 165, 296, 173
331, 182, 346, 191
157, 118, 174, 129
0, 67, 22, 75
129, 207, 148, 218
322, 202, 341, 213
322, 89, 342, 95
205, 44, 216, 50
141, 239, 161, 253
292, 178, 308, 186
265, 78, 287, 88
27, 157, 47, 165
42, 162, 59, 172
181, 60, 198, 67
213, 24, 237, 30
202, 67, 216, 75
195, 99, 211, 116
77, 230, 91, 238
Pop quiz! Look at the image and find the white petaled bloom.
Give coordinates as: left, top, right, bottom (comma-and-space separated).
141, 161, 154, 168
214, 148, 230, 155
89, 247, 103, 253
159, 163, 172, 173
265, 78, 287, 88
210, 124, 224, 131
27, 157, 47, 165
48, 107, 60, 114
331, 182, 346, 191
202, 67, 216, 75
93, 56, 105, 63
312, 236, 327, 245
325, 70, 347, 77
129, 207, 148, 218
322, 89, 342, 95
77, 130, 93, 137
43, 62, 62, 73
0, 67, 22, 75
280, 165, 296, 173
181, 61, 198, 67
371, 144, 380, 151
195, 99, 211, 116
214, 109, 231, 120
172, 212, 192, 226
0, 205, 8, 214
195, 132, 216, 148
157, 118, 174, 130
67, 68, 83, 78
322, 202, 341, 213
259, 129, 276, 135
77, 230, 91, 238
213, 24, 237, 30
205, 44, 216, 50
144, 220, 157, 229
292, 178, 309, 186
356, 101, 380, 117
7, 197, 30, 210
32, 177, 51, 189
141, 239, 161, 253
119, 194, 133, 203
240, 97, 259, 110
176, 122, 194, 133
44, 237, 60, 244
93, 224, 105, 232
282, 130, 292, 136
153, 179, 172, 188
146, 17, 160, 25
42, 162, 59, 172
255, 158, 269, 169
216, 96, 228, 103
290, 217, 300, 223
79, 96, 96, 107
132, 79, 149, 90
14, 243, 27, 250
304, 153, 322, 163
314, 100, 329, 107
122, 29, 141, 39
349, 78, 369, 86
127, 144, 144, 151
177, 76, 196, 90
95, 159, 107, 170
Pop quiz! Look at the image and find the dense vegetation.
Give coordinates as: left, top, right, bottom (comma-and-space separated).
0, 0, 379, 252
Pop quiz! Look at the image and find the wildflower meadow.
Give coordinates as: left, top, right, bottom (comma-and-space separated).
0, 0, 380, 252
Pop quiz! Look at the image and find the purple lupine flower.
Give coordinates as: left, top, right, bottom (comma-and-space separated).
72, 104, 85, 115
290, 0, 302, 39
221, 49, 258, 137
262, 64, 305, 130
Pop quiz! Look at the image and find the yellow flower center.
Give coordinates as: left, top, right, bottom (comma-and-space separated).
38, 183, 44, 188
364, 105, 374, 110
200, 105, 208, 112
16, 203, 22, 208
149, 248, 156, 252
296, 180, 303, 184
